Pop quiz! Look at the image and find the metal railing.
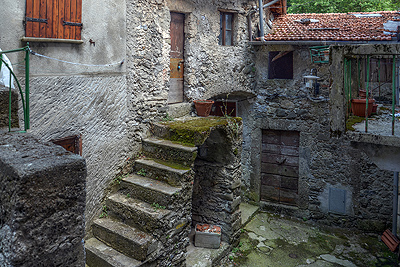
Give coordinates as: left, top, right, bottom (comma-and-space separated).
0, 44, 30, 132
344, 54, 399, 135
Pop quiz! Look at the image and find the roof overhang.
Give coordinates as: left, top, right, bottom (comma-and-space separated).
249, 40, 398, 46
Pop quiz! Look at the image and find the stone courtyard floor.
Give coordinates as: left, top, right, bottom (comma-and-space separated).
217, 203, 399, 267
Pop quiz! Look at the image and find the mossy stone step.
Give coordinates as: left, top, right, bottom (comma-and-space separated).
86, 237, 142, 267
92, 218, 158, 261
106, 193, 172, 234
142, 137, 197, 167
120, 174, 181, 209
134, 158, 190, 186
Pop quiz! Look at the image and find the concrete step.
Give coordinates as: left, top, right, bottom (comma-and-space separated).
92, 218, 158, 261
106, 193, 172, 234
142, 137, 197, 167
120, 174, 181, 209
86, 238, 142, 267
134, 158, 191, 186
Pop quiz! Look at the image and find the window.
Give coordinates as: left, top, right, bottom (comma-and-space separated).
51, 135, 82, 156
25, 0, 82, 40
219, 12, 233, 46
268, 51, 293, 79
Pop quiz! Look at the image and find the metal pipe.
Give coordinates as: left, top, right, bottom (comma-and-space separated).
365, 56, 370, 133
393, 171, 399, 235
25, 44, 30, 130
393, 55, 396, 135
258, 0, 264, 38
247, 0, 280, 41
247, 14, 253, 42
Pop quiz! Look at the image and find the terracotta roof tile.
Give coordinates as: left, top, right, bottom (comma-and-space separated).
262, 11, 400, 42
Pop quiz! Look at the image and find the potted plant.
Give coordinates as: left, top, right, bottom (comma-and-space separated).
193, 100, 214, 117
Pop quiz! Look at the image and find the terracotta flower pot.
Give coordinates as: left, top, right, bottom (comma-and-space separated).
351, 99, 374, 117
194, 100, 214, 117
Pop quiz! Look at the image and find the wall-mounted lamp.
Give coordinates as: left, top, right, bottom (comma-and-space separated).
303, 69, 320, 96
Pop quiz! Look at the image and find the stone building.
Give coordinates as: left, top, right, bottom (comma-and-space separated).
243, 7, 400, 232
2, 0, 400, 265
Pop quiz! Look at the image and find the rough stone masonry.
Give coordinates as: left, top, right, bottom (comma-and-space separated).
0, 132, 86, 267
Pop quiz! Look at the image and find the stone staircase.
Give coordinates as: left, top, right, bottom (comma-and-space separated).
86, 135, 197, 267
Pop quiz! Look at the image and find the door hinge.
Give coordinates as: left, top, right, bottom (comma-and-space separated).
26, 17, 48, 23
63, 21, 83, 27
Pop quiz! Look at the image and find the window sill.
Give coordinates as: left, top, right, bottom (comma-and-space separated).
21, 37, 84, 44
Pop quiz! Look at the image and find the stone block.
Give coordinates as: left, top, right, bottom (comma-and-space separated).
195, 224, 221, 249
0, 132, 86, 267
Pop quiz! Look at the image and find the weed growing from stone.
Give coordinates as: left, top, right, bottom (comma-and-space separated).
162, 113, 174, 122
137, 168, 147, 176
99, 205, 108, 218
126, 193, 131, 198
151, 202, 166, 211
113, 174, 127, 185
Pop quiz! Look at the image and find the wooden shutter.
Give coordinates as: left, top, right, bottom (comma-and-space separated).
26, 0, 82, 40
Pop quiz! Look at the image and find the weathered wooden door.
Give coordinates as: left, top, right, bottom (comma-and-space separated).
261, 130, 299, 205
168, 12, 185, 104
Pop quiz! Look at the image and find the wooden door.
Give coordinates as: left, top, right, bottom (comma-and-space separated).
168, 12, 185, 104
261, 130, 299, 205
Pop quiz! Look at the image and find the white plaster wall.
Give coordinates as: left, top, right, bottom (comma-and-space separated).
0, 0, 128, 230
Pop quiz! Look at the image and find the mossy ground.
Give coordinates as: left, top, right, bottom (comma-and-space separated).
346, 116, 366, 131
222, 212, 398, 267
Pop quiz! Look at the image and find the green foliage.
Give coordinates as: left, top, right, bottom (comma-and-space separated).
287, 0, 398, 14
113, 174, 127, 185
162, 113, 174, 122
99, 205, 108, 218
137, 168, 147, 176
151, 202, 166, 211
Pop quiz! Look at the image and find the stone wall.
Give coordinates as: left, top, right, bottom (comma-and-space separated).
125, 0, 256, 154
242, 44, 395, 231
0, 132, 86, 267
192, 120, 243, 245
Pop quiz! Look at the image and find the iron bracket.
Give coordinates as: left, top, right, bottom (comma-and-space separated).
63, 21, 83, 27
26, 17, 48, 23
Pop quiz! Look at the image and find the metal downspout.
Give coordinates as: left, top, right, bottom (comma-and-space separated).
248, 0, 280, 41
258, 0, 265, 38
393, 171, 399, 235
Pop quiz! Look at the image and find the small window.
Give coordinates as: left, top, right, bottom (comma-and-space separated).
219, 12, 233, 46
268, 51, 293, 79
25, 0, 82, 40
51, 135, 82, 156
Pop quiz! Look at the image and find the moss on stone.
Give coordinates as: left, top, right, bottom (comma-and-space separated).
346, 116, 365, 131
161, 117, 242, 146
153, 158, 191, 170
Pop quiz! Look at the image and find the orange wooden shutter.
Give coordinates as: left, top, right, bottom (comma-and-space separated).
26, 0, 82, 40
62, 0, 82, 40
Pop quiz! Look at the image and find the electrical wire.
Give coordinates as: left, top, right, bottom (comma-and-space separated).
30, 50, 124, 67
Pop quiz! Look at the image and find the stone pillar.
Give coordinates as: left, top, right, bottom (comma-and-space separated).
192, 120, 243, 245
0, 132, 86, 267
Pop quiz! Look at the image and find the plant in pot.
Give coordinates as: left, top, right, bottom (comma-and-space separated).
353, 89, 378, 117
193, 99, 214, 117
